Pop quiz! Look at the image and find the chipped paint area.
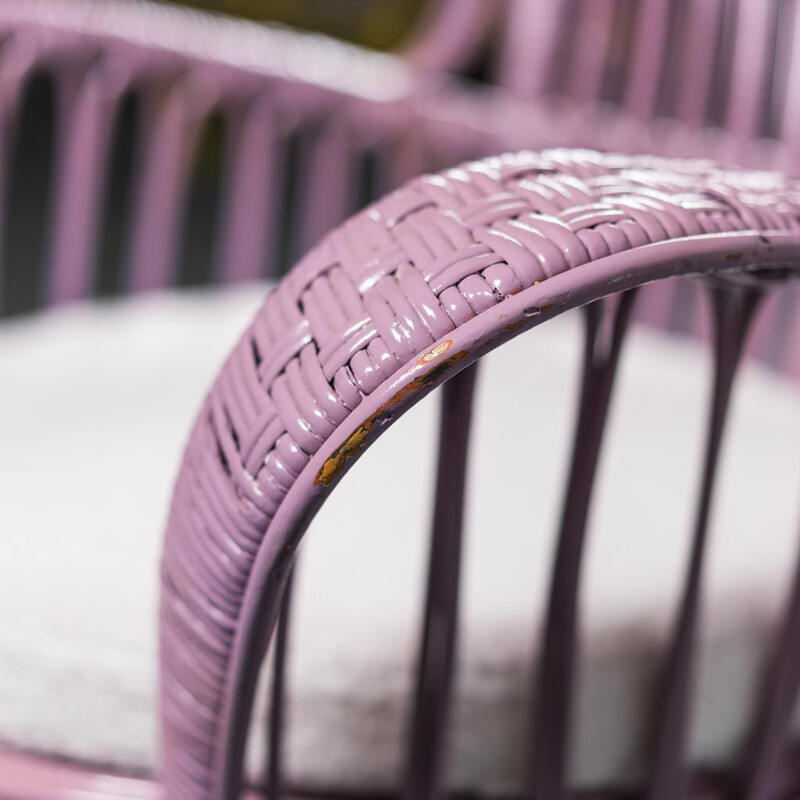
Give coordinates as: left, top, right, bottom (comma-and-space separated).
502, 320, 524, 333
417, 339, 454, 366
315, 421, 374, 487
315, 349, 469, 487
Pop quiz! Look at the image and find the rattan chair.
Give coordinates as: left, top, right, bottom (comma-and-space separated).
1, 2, 799, 800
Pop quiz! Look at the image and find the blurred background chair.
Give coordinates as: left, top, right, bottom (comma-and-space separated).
0, 1, 798, 799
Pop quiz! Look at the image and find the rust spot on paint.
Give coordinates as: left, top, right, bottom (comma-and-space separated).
388, 350, 469, 410
315, 421, 374, 487
280, 540, 295, 561
417, 339, 454, 365
502, 320, 524, 332
726, 252, 744, 262
315, 350, 470, 487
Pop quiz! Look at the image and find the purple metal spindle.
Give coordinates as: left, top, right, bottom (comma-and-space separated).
565, 0, 616, 105
725, 0, 774, 144
266, 566, 295, 800
47, 60, 128, 304
779, 1, 800, 155
405, 362, 478, 800
648, 285, 763, 800
624, 0, 673, 120
497, 0, 564, 100
219, 94, 282, 284
676, 0, 724, 128
744, 508, 800, 800
529, 291, 637, 800
297, 115, 357, 258
128, 82, 208, 293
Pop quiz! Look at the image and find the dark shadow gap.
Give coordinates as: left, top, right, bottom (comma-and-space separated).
355, 147, 380, 216
273, 127, 303, 278
94, 91, 141, 299
176, 111, 225, 288
706, 0, 738, 128
1, 73, 56, 316
654, 0, 690, 120
602, 0, 641, 107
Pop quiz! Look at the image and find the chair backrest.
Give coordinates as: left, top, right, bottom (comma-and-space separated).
498, 0, 789, 151
3, 0, 795, 384
0, 0, 423, 316
0, 0, 507, 319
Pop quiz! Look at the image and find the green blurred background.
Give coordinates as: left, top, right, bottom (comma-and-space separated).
165, 0, 428, 50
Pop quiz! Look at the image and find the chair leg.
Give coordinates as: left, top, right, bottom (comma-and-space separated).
266, 566, 296, 800
404, 362, 479, 800
743, 507, 800, 800
648, 285, 763, 800
529, 291, 638, 800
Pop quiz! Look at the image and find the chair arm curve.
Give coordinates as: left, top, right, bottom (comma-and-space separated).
159, 148, 800, 800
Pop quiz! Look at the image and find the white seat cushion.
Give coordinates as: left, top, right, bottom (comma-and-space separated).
0, 284, 798, 794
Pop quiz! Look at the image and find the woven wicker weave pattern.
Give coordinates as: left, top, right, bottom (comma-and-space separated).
160, 149, 800, 799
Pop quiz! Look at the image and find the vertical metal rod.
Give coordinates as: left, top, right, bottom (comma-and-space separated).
624, 0, 673, 121
675, 0, 723, 128
266, 565, 296, 800
529, 291, 637, 800
48, 65, 126, 305
566, 0, 617, 105
217, 95, 279, 285
743, 506, 800, 800
127, 85, 203, 293
298, 117, 355, 257
648, 285, 762, 800
404, 362, 479, 800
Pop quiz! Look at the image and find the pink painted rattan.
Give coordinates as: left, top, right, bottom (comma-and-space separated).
160, 149, 800, 800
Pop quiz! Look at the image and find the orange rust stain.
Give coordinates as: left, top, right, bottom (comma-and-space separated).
315, 421, 374, 487
417, 339, 454, 366
502, 320, 524, 333
315, 349, 469, 487
388, 349, 469, 410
